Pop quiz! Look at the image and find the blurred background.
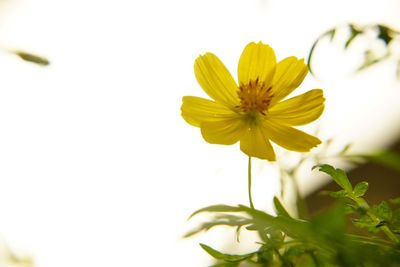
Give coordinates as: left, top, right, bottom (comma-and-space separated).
0, 0, 399, 266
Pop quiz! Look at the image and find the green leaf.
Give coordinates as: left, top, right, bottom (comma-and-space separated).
294, 253, 318, 267
14, 51, 50, 66
353, 182, 369, 197
344, 204, 358, 214
329, 190, 349, 198
377, 25, 394, 45
245, 224, 257, 231
339, 143, 353, 155
374, 201, 392, 222
314, 164, 353, 192
307, 28, 336, 77
238, 205, 311, 241
283, 246, 320, 266
188, 205, 242, 219
307, 23, 400, 80
273, 197, 291, 218
353, 216, 378, 230
183, 214, 252, 238
357, 50, 386, 72
391, 209, 400, 229
200, 243, 254, 262
268, 229, 285, 245
312, 202, 346, 238
345, 24, 363, 48
256, 246, 274, 264
283, 246, 307, 261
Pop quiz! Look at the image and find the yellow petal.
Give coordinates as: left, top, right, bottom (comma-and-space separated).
262, 120, 321, 152
201, 117, 246, 145
181, 96, 238, 127
240, 125, 276, 161
238, 42, 276, 88
270, 57, 308, 106
268, 89, 325, 126
194, 53, 239, 108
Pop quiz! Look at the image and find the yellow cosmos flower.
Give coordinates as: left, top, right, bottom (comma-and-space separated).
181, 42, 325, 161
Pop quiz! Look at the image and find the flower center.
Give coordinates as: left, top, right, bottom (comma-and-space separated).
237, 78, 273, 115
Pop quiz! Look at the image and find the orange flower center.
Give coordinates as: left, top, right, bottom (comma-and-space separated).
237, 78, 273, 115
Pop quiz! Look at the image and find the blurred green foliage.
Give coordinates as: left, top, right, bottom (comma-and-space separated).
186, 165, 400, 266
308, 23, 400, 79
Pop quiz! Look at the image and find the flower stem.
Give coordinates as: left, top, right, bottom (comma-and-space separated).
248, 156, 255, 209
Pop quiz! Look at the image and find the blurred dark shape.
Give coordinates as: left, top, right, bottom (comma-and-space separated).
13, 50, 50, 66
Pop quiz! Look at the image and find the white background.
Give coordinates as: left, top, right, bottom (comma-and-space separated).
0, 0, 399, 266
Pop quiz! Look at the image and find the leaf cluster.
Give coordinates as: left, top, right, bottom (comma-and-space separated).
308, 23, 400, 79
186, 165, 400, 266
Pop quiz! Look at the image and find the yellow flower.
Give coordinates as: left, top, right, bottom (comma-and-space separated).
181, 42, 325, 161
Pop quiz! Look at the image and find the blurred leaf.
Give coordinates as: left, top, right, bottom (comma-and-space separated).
283, 246, 307, 261
339, 143, 353, 156
314, 164, 353, 193
239, 205, 312, 241
391, 209, 400, 229
327, 28, 336, 41
345, 24, 363, 48
267, 229, 285, 245
293, 253, 318, 267
273, 197, 291, 218
353, 182, 369, 198
312, 202, 346, 238
390, 197, 400, 205
361, 150, 400, 173
308, 23, 400, 80
344, 203, 358, 214
14, 50, 50, 66
328, 190, 349, 198
256, 246, 274, 264
377, 25, 394, 45
353, 216, 378, 231
188, 204, 242, 219
184, 214, 251, 238
357, 50, 385, 72
283, 246, 320, 267
373, 201, 392, 222
200, 243, 254, 262
307, 28, 336, 77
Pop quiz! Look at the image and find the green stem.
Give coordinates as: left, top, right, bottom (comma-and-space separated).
248, 156, 255, 209
369, 214, 399, 243
354, 198, 399, 243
